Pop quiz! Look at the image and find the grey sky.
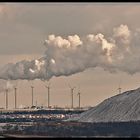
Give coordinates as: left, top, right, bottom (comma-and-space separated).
1, 3, 140, 55
0, 3, 140, 108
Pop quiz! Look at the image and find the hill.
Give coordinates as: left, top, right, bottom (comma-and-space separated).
77, 87, 140, 122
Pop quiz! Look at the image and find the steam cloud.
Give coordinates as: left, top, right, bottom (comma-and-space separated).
0, 80, 17, 93
0, 24, 140, 81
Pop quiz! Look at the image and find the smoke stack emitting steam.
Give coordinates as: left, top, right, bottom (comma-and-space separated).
0, 24, 140, 81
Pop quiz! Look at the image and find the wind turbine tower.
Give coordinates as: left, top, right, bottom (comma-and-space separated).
14, 87, 17, 109
45, 83, 51, 108
77, 90, 81, 109
31, 86, 34, 107
118, 79, 122, 94
5, 89, 8, 109
118, 87, 121, 94
69, 85, 76, 109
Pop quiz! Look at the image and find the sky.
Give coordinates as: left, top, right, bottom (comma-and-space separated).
0, 2, 140, 109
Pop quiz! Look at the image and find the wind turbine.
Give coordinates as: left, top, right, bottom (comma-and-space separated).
118, 79, 122, 94
77, 89, 81, 109
14, 86, 17, 109
31, 86, 34, 107
30, 80, 35, 108
5, 88, 8, 110
13, 81, 18, 109
68, 84, 76, 109
45, 82, 51, 108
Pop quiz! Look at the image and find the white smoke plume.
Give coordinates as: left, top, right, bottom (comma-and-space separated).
0, 80, 17, 93
0, 24, 140, 80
